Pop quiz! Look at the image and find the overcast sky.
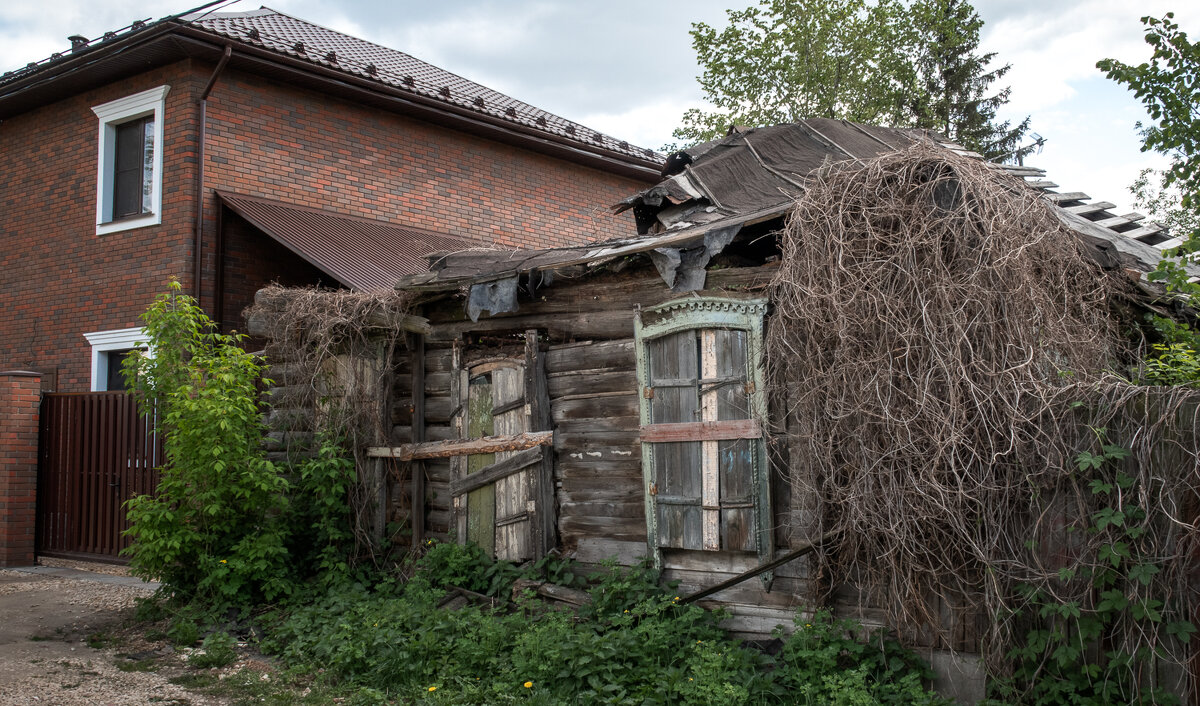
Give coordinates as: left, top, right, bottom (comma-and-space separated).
2, 0, 1196, 214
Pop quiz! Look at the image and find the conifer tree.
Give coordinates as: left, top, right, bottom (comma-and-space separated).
908, 0, 1032, 161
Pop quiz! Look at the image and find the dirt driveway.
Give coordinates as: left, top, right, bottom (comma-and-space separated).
0, 559, 231, 705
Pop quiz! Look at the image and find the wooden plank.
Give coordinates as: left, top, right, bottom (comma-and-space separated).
1044, 191, 1089, 203
1063, 201, 1116, 216
450, 446, 543, 497
700, 330, 720, 551
1121, 223, 1166, 240
641, 419, 762, 442
1023, 179, 1058, 190
1093, 215, 1136, 230
547, 369, 635, 397
492, 364, 529, 562
410, 333, 426, 549
679, 530, 839, 604
466, 376, 496, 556
526, 329, 556, 558
551, 393, 638, 421
449, 340, 467, 545
546, 339, 634, 373
367, 430, 553, 460
429, 310, 635, 342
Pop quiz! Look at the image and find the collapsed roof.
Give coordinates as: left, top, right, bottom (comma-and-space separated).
399, 120, 1199, 320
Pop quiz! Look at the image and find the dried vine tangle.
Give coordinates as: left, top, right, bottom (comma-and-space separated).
768, 144, 1200, 677
252, 286, 416, 559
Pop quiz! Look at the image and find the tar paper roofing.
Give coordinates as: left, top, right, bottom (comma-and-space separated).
399, 120, 1199, 292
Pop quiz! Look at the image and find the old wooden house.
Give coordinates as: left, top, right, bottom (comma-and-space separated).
251, 120, 1198, 700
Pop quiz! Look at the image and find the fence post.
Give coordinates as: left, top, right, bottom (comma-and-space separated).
0, 371, 42, 567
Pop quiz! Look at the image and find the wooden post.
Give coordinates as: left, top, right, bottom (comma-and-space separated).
450, 339, 467, 543
410, 333, 426, 549
525, 329, 555, 558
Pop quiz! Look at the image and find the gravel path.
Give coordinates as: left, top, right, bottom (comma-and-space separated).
0, 559, 251, 706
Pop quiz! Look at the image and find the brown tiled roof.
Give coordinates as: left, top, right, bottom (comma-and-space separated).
217, 190, 472, 291
191, 8, 659, 163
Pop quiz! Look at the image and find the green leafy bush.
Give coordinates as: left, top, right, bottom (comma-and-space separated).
121, 282, 361, 612
189, 631, 238, 669
122, 282, 293, 607
265, 555, 945, 705
985, 435, 1194, 705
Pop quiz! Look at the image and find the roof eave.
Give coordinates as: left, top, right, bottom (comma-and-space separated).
1, 21, 661, 182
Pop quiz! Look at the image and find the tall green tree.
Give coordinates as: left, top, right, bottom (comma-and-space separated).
674, 0, 914, 143
908, 0, 1033, 161
673, 0, 1032, 162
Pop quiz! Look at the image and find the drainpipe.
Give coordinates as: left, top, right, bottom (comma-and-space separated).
193, 45, 232, 305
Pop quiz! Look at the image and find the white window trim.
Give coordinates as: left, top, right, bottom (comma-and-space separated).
84, 327, 149, 391
92, 85, 169, 235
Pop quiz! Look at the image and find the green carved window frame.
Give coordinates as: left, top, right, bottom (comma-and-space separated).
634, 296, 773, 577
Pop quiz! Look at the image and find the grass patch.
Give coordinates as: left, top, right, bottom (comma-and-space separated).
116, 658, 159, 673
86, 632, 112, 649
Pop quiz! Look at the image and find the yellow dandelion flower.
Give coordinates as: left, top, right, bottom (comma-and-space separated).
219, 559, 227, 564
673, 596, 680, 601
428, 686, 437, 692
523, 681, 533, 688
688, 678, 694, 682
623, 610, 629, 613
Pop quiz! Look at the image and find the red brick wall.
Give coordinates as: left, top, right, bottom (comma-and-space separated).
0, 371, 41, 567
1, 57, 651, 390
200, 67, 644, 254
0, 61, 202, 390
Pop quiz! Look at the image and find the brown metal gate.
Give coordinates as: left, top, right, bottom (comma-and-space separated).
37, 392, 161, 561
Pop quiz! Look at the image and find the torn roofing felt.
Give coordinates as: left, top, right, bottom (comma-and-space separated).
398, 119, 1200, 309
218, 190, 471, 291
617, 120, 936, 228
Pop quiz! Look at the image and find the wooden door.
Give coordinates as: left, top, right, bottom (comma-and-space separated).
452, 350, 540, 562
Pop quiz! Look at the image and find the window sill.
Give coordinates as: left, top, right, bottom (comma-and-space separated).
97, 212, 159, 236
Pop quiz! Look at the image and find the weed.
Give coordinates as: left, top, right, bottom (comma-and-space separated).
188, 631, 238, 669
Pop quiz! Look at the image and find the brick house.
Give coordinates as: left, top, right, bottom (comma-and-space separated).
0, 7, 661, 394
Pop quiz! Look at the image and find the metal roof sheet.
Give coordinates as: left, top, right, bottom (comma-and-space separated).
217, 190, 471, 291
191, 8, 659, 163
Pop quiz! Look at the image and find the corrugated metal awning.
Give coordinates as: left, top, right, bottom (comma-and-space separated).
217, 190, 471, 291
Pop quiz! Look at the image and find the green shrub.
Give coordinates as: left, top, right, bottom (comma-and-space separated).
121, 282, 293, 608
121, 282, 360, 610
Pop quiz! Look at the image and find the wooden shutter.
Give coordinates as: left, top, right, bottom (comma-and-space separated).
635, 297, 771, 571
645, 328, 758, 551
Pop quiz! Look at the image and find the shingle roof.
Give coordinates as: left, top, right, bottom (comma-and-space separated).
189, 8, 659, 163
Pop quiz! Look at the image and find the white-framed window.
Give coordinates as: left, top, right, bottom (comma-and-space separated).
91, 85, 169, 235
83, 327, 148, 391
634, 297, 774, 582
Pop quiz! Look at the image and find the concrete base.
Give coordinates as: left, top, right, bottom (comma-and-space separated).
928, 649, 986, 704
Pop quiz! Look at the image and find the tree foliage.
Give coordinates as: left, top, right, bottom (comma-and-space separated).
1099, 14, 1200, 297
675, 0, 1032, 161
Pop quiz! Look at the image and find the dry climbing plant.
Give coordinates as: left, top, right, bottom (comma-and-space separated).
767, 144, 1200, 687
249, 285, 416, 560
